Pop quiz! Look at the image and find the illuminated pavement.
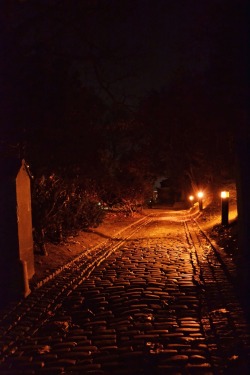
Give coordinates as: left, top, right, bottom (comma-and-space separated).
0, 210, 249, 374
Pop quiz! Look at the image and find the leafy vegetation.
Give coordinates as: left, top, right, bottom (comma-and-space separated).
32, 174, 106, 253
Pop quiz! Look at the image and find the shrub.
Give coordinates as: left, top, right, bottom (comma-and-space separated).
32, 174, 105, 252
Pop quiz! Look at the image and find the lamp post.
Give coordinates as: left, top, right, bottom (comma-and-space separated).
221, 191, 229, 225
197, 192, 204, 211
189, 195, 194, 207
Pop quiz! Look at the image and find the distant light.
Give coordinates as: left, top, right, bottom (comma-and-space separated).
189, 195, 194, 201
221, 191, 229, 199
197, 192, 204, 199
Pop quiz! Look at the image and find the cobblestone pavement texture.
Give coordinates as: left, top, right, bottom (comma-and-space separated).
0, 210, 249, 374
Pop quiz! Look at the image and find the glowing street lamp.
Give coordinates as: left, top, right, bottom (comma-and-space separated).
221, 191, 229, 199
189, 195, 194, 206
221, 191, 229, 225
197, 191, 204, 211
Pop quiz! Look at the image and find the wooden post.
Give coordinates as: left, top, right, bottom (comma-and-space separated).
0, 158, 34, 305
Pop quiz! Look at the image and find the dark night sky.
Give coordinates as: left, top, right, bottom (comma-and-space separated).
72, 0, 247, 104
1, 0, 247, 105
70, 0, 246, 104
0, 0, 247, 154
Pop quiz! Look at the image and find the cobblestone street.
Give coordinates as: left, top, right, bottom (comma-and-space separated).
0, 210, 249, 374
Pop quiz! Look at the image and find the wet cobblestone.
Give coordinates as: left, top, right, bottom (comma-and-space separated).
0, 212, 249, 374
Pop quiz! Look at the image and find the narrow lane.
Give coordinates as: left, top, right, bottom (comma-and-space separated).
0, 210, 249, 374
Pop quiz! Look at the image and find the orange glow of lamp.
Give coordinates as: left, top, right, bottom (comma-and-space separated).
221, 191, 229, 199
189, 195, 194, 206
197, 191, 204, 211
221, 191, 229, 225
197, 192, 204, 199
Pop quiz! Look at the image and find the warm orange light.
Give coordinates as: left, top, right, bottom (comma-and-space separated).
189, 195, 194, 201
197, 192, 204, 199
221, 191, 229, 199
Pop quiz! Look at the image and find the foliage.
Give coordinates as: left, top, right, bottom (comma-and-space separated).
99, 176, 152, 215
136, 83, 237, 193
96, 105, 155, 213
32, 174, 105, 251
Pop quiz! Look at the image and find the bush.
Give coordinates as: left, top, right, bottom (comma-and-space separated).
32, 174, 105, 252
